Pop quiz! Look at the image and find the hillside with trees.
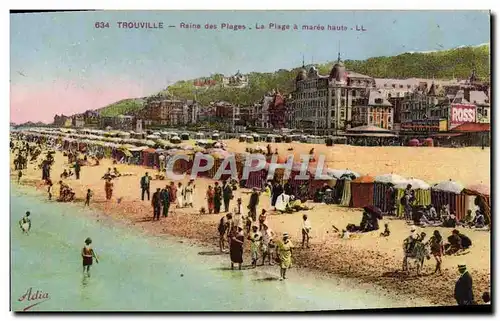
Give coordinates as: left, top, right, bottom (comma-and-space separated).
166, 44, 489, 106
96, 98, 145, 117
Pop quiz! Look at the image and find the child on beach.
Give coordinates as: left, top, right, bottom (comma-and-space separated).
19, 211, 31, 234
248, 225, 262, 268
380, 223, 390, 237
17, 170, 22, 183
85, 189, 92, 206
82, 237, 98, 277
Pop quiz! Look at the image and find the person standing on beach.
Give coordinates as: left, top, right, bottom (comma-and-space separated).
85, 189, 92, 206
152, 188, 162, 221
218, 213, 232, 252
74, 161, 81, 180
428, 230, 444, 274
19, 211, 31, 234
222, 180, 233, 212
454, 264, 475, 305
213, 182, 222, 214
177, 182, 184, 208
161, 186, 170, 218
206, 185, 215, 214
184, 180, 194, 208
17, 170, 22, 184
230, 226, 244, 270
261, 223, 275, 266
301, 214, 312, 249
169, 181, 177, 209
140, 172, 151, 201
277, 233, 293, 281
271, 181, 283, 207
248, 225, 262, 268
104, 177, 113, 200
82, 237, 98, 277
248, 188, 260, 221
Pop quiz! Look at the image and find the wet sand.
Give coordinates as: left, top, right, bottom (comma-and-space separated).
11, 144, 491, 307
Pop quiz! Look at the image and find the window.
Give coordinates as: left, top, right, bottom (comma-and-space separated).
331, 110, 335, 117
369, 116, 373, 123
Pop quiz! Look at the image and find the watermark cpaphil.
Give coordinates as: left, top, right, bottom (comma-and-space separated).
18, 287, 50, 311
163, 153, 333, 182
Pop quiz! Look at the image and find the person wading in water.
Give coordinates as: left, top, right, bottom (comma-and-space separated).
82, 238, 98, 277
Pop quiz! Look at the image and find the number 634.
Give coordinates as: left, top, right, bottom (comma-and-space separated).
95, 22, 110, 28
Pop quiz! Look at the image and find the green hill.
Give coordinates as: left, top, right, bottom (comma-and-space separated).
166, 44, 490, 106
97, 98, 145, 117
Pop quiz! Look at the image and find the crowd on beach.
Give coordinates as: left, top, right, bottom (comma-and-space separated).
10, 134, 491, 306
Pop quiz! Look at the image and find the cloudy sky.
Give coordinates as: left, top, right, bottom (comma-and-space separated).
10, 10, 490, 123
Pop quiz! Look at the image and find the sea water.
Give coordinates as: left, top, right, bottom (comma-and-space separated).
10, 186, 426, 312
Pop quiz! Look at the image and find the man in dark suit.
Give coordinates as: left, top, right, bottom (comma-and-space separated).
140, 172, 151, 201
454, 264, 475, 305
151, 188, 162, 221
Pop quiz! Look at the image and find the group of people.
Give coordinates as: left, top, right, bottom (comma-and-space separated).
205, 180, 235, 214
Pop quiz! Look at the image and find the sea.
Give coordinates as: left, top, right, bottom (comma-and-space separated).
10, 185, 427, 312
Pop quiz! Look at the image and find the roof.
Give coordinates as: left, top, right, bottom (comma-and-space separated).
368, 90, 392, 107
469, 91, 490, 106
451, 123, 490, 132
345, 132, 397, 137
346, 71, 372, 79
432, 133, 464, 137
347, 125, 393, 133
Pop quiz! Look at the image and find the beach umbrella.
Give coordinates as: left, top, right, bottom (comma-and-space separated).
353, 175, 375, 183
375, 173, 407, 185
328, 169, 360, 180
363, 205, 383, 219
466, 183, 489, 196
432, 179, 464, 194
395, 178, 430, 190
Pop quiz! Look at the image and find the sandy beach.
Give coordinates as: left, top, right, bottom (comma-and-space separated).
11, 142, 491, 307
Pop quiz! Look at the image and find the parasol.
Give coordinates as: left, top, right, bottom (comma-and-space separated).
374, 173, 407, 185
432, 179, 464, 194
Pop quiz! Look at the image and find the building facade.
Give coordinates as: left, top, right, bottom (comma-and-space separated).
288, 56, 376, 135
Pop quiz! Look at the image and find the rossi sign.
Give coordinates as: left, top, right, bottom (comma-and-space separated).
450, 104, 476, 128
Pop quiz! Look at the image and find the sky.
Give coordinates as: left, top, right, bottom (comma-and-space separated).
10, 10, 490, 123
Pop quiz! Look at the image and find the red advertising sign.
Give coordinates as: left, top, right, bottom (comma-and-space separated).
450, 104, 476, 129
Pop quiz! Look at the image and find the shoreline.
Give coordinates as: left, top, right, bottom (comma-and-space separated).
11, 183, 432, 309
10, 148, 490, 307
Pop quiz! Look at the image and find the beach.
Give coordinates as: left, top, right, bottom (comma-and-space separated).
11, 142, 491, 307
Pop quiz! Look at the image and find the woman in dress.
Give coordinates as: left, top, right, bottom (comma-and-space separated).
428, 230, 444, 274
230, 226, 245, 270
277, 233, 293, 281
184, 180, 195, 208
206, 185, 215, 214
81, 237, 98, 277
177, 182, 184, 208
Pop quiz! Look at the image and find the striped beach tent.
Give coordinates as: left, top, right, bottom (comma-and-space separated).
244, 158, 268, 190
394, 178, 431, 218
431, 180, 466, 221
373, 174, 407, 214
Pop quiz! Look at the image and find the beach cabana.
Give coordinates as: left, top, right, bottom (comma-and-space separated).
245, 136, 255, 144
463, 183, 491, 225
325, 136, 334, 147
142, 148, 158, 167
244, 158, 268, 190
300, 135, 308, 143
195, 132, 205, 139
266, 134, 274, 143
307, 164, 334, 200
212, 133, 220, 140
274, 135, 283, 143
373, 174, 407, 214
239, 134, 247, 142
181, 133, 190, 140
252, 133, 261, 142
350, 175, 375, 208
394, 178, 431, 217
431, 180, 466, 221
284, 135, 293, 143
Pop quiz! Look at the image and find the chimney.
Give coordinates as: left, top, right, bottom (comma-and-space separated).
464, 88, 471, 103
